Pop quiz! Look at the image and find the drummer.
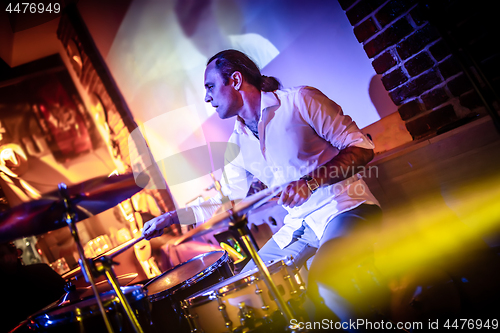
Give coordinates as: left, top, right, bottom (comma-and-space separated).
143, 50, 386, 326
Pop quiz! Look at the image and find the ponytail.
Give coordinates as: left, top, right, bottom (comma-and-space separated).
261, 75, 281, 92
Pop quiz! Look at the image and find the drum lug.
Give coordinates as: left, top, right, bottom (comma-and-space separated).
253, 288, 270, 311
284, 272, 304, 296
238, 301, 255, 327
284, 274, 299, 296
253, 283, 271, 312
217, 299, 233, 330
182, 300, 202, 333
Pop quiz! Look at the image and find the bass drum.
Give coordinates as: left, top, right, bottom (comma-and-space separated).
182, 257, 306, 333
23, 285, 153, 333
144, 250, 233, 333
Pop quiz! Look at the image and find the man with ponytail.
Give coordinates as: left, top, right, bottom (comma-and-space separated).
143, 49, 387, 330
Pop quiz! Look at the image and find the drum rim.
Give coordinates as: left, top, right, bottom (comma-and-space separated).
184, 258, 287, 307
28, 285, 147, 327
146, 250, 229, 302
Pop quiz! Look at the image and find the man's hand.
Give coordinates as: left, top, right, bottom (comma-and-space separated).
277, 179, 311, 208
276, 147, 374, 209
142, 211, 179, 240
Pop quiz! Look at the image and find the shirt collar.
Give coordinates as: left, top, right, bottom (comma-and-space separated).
234, 116, 248, 135
234, 90, 281, 135
261, 90, 280, 111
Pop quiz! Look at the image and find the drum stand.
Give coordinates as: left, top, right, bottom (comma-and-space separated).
59, 184, 145, 333
229, 212, 301, 332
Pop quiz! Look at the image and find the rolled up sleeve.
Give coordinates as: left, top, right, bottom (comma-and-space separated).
297, 86, 375, 150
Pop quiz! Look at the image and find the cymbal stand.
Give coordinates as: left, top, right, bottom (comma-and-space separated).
59, 184, 115, 333
93, 255, 144, 333
59, 183, 145, 333
229, 213, 299, 332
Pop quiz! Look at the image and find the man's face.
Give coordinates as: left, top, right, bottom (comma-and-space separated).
204, 61, 240, 119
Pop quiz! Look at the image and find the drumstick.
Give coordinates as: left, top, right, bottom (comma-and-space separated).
62, 236, 145, 280
98, 235, 145, 259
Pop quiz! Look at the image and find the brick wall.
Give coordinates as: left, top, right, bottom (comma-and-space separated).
340, 0, 499, 139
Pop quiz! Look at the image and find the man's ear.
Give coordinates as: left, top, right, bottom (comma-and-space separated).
231, 71, 243, 90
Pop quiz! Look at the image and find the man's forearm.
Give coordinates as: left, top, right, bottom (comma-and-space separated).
309, 146, 374, 187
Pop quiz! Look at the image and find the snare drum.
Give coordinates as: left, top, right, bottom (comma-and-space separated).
182, 257, 305, 333
144, 250, 233, 332
25, 285, 153, 333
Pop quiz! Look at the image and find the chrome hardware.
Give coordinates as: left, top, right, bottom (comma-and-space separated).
217, 298, 232, 329
181, 300, 200, 333
238, 301, 255, 327
254, 284, 270, 311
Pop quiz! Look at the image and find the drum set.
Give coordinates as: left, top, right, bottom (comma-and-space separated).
0, 173, 308, 333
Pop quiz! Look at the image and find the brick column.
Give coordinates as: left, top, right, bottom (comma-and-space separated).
340, 0, 500, 139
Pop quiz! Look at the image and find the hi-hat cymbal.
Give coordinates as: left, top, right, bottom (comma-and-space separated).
0, 173, 149, 243
173, 184, 284, 246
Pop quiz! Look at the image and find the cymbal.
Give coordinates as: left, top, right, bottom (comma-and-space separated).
174, 184, 284, 246
60, 273, 139, 303
0, 173, 149, 243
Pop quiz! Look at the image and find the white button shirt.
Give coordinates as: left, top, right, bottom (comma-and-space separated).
192, 86, 379, 249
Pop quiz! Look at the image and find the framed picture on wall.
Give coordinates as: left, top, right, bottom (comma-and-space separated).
0, 54, 101, 164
